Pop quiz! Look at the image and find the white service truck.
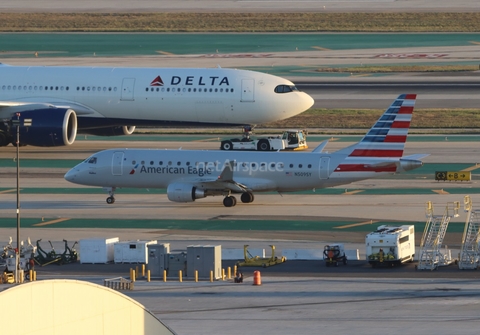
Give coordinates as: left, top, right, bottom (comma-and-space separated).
220, 129, 308, 151
366, 225, 415, 267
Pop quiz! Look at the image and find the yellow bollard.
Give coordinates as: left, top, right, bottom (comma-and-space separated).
163, 269, 167, 282
132, 270, 136, 282
29, 270, 33, 282
222, 268, 225, 281
195, 270, 198, 282
234, 265, 237, 277
227, 267, 231, 279
210, 270, 213, 282
130, 268, 133, 280
179, 270, 183, 282
147, 270, 151, 282
33, 270, 36, 281
136, 266, 139, 279
142, 264, 145, 277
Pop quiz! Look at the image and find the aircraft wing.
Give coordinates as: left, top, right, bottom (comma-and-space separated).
0, 99, 96, 118
169, 160, 259, 193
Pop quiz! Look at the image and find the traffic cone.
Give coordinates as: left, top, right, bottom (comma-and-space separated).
253, 270, 261, 285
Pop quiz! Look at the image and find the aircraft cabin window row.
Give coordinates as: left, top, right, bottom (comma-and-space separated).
77, 86, 117, 92
145, 87, 234, 93
131, 160, 312, 169
1, 85, 70, 91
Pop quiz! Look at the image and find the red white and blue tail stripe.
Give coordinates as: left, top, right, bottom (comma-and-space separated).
334, 94, 416, 173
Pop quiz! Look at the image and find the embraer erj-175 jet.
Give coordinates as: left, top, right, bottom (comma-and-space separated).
65, 94, 426, 207
0, 63, 313, 147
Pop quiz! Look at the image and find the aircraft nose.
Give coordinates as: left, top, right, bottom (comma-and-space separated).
64, 168, 77, 183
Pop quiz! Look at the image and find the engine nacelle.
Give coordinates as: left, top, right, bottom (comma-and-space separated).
80, 126, 136, 136
15, 108, 77, 147
167, 183, 206, 203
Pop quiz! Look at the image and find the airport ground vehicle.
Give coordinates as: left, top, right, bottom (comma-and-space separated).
323, 244, 347, 267
366, 225, 415, 267
220, 129, 308, 151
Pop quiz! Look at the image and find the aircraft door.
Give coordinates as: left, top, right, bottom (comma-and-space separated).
121, 78, 135, 101
319, 157, 330, 179
241, 78, 255, 102
112, 151, 124, 176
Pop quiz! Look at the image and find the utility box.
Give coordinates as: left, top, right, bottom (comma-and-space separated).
366, 225, 415, 267
167, 252, 187, 277
114, 240, 157, 264
79, 237, 119, 264
187, 245, 222, 279
147, 243, 170, 277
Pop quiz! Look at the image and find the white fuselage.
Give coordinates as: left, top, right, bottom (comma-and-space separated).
0, 64, 314, 127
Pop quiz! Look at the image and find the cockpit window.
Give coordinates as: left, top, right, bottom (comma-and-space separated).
85, 157, 97, 164
274, 85, 299, 94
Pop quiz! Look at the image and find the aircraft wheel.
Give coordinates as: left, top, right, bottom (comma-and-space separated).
106, 196, 115, 204
223, 196, 236, 207
240, 192, 254, 203
221, 140, 233, 150
257, 139, 270, 151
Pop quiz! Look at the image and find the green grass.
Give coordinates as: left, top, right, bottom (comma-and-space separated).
264, 109, 480, 129
1, 13, 480, 32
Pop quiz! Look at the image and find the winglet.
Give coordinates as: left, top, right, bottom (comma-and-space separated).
312, 140, 329, 153
218, 160, 235, 182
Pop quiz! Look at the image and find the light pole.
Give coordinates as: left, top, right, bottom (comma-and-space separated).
12, 113, 21, 283
11, 112, 30, 283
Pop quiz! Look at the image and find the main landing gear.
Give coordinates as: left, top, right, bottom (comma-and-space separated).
104, 187, 116, 204
223, 192, 254, 207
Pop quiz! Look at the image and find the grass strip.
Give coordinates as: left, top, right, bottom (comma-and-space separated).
1, 13, 480, 32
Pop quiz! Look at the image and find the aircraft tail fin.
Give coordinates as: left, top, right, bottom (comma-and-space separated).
335, 94, 416, 158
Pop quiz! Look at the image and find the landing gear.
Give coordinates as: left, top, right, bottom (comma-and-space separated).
223, 195, 237, 207
104, 187, 116, 205
240, 192, 254, 203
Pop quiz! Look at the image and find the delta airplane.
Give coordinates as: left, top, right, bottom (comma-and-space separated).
65, 94, 426, 207
0, 63, 313, 147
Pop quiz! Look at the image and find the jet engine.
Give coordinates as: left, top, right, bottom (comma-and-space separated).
167, 183, 206, 202
80, 126, 136, 136
14, 108, 77, 147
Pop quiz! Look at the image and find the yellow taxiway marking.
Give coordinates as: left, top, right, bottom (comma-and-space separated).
461, 164, 480, 172
312, 46, 331, 51
156, 50, 175, 55
433, 189, 450, 195
335, 220, 379, 229
0, 189, 18, 194
469, 41, 480, 45
342, 190, 364, 195
33, 218, 70, 227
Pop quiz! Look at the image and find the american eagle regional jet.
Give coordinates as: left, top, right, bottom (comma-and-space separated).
65, 94, 426, 207
0, 63, 313, 147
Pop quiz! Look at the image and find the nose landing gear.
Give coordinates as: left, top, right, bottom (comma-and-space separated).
104, 187, 116, 204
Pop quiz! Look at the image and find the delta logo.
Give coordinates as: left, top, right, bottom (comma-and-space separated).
150, 76, 164, 86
